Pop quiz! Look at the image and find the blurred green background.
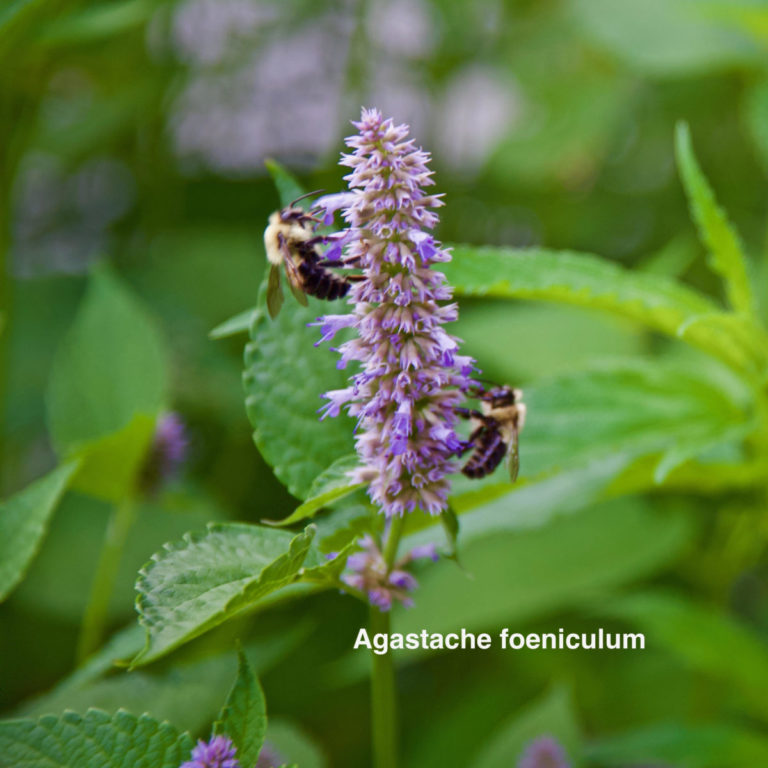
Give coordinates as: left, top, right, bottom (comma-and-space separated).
2, 1, 768, 766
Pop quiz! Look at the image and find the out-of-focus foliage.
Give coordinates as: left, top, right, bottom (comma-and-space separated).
2, 1, 768, 767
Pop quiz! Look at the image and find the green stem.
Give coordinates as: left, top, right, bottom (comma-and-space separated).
370, 515, 405, 768
77, 496, 137, 663
370, 605, 398, 768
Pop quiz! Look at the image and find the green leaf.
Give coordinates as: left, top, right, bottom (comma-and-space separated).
16, 629, 306, 738
744, 78, 768, 174
0, 462, 78, 602
519, 359, 751, 481
215, 650, 267, 768
0, 709, 193, 768
572, 0, 760, 76
675, 122, 756, 318
267, 455, 363, 526
472, 687, 581, 768
412, 453, 632, 550
600, 591, 768, 721
267, 719, 328, 768
209, 307, 258, 340
395, 498, 690, 654
300, 540, 358, 588
265, 159, 305, 209
133, 524, 315, 666
68, 413, 157, 503
586, 722, 768, 767
676, 311, 768, 377
47, 265, 168, 456
443, 245, 722, 347
243, 285, 354, 499
35, 0, 151, 46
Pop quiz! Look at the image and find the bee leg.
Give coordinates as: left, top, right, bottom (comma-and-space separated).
455, 407, 483, 420
457, 425, 484, 457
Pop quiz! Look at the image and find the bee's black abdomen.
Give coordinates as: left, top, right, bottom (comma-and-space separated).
461, 428, 506, 478
299, 260, 351, 301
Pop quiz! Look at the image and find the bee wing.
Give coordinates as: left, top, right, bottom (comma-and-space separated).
506, 426, 520, 483
267, 264, 284, 319
282, 250, 309, 307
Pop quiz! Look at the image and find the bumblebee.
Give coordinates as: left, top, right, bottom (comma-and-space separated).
263, 193, 356, 319
457, 385, 526, 481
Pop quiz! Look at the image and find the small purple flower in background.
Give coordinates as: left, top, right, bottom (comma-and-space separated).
315, 108, 475, 517
181, 735, 239, 768
342, 535, 439, 611
255, 742, 284, 768
141, 412, 189, 494
517, 736, 571, 768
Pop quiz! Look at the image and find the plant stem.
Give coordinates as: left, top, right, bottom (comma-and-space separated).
77, 496, 136, 663
370, 605, 398, 768
370, 515, 405, 768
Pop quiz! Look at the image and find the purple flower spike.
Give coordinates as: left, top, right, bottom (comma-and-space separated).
518, 736, 571, 768
140, 411, 189, 495
316, 108, 474, 517
181, 735, 240, 768
343, 534, 439, 611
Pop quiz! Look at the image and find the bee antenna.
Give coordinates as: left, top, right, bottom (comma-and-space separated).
290, 189, 325, 208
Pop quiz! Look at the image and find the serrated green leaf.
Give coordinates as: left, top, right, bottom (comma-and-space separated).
0, 709, 193, 768
265, 159, 305, 209
519, 359, 752, 481
47, 265, 168, 457
472, 687, 581, 768
243, 285, 354, 499
600, 591, 768, 721
586, 722, 768, 767
0, 462, 78, 602
215, 650, 267, 768
442, 246, 734, 363
676, 311, 768, 377
268, 455, 363, 526
210, 308, 258, 340
133, 524, 315, 666
675, 122, 756, 318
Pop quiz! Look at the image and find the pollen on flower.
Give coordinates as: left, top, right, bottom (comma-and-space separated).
341, 535, 439, 611
180, 735, 240, 768
313, 107, 475, 517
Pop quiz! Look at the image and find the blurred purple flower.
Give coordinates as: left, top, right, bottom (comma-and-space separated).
315, 108, 475, 517
255, 742, 285, 768
518, 736, 570, 768
342, 534, 438, 611
141, 412, 189, 494
181, 735, 239, 768
165, 2, 350, 174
